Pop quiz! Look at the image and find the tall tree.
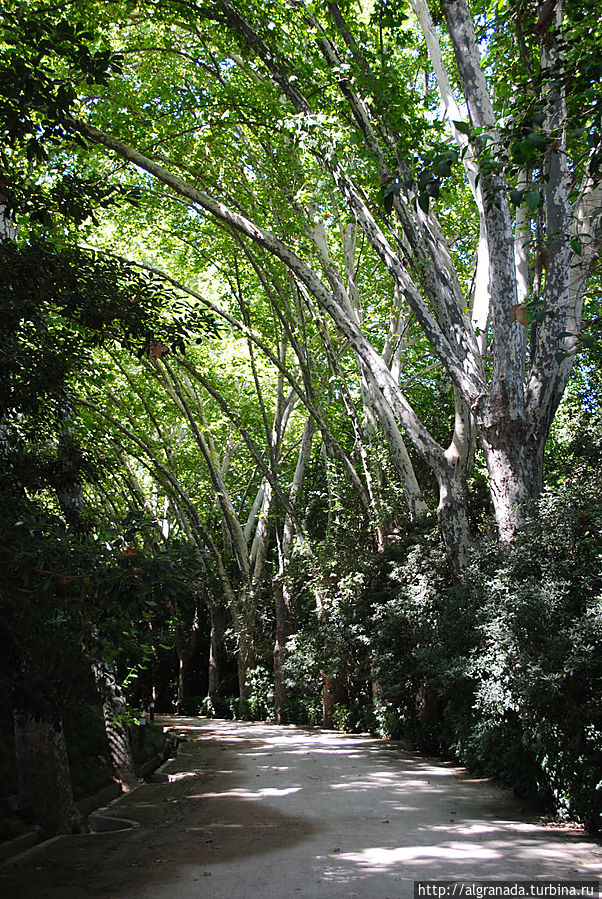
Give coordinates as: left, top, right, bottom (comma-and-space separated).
44, 0, 597, 561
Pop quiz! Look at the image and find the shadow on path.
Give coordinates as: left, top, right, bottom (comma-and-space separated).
1, 717, 600, 899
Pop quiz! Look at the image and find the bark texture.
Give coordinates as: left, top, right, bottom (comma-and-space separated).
208, 602, 228, 706
91, 660, 141, 792
272, 575, 289, 725
175, 611, 203, 704
14, 711, 81, 836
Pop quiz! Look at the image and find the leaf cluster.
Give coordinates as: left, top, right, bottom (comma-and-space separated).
0, 2, 122, 157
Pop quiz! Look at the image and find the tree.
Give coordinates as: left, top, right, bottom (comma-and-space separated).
39, 0, 597, 563
0, 215, 217, 824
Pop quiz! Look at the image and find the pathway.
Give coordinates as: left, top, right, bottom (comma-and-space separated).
1, 717, 600, 898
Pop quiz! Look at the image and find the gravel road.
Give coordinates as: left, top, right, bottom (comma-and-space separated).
2, 717, 601, 898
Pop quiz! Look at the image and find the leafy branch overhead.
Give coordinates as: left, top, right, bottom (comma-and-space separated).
0, 240, 219, 388
0, 0, 601, 841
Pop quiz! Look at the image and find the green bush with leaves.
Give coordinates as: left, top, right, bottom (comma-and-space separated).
367, 476, 602, 831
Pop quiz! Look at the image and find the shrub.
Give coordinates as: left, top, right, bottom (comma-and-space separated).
369, 477, 602, 831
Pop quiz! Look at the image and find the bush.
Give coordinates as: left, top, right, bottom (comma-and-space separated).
176, 696, 203, 716
280, 476, 601, 830
369, 478, 602, 831
234, 666, 275, 721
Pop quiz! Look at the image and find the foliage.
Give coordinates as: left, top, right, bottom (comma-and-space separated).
238, 666, 274, 721
0, 502, 201, 717
276, 461, 602, 831
366, 478, 602, 831
1, 0, 601, 838
0, 238, 216, 393
0, 0, 126, 233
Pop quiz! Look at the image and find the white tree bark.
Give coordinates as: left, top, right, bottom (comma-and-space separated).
75, 0, 600, 550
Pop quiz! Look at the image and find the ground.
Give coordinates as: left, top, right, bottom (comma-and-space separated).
1, 717, 601, 898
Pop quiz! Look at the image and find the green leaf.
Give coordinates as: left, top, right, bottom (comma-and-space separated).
453, 120, 471, 135
571, 238, 583, 256
418, 192, 430, 213
525, 190, 542, 211
527, 132, 547, 148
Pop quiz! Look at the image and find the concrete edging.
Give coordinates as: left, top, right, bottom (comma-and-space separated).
0, 726, 179, 866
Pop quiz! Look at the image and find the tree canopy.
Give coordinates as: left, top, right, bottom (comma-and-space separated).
1, 0, 601, 835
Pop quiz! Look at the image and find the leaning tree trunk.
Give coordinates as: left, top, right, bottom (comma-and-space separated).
273, 415, 316, 723
91, 660, 141, 792
89, 658, 138, 790
436, 390, 475, 567
14, 710, 80, 836
436, 465, 472, 568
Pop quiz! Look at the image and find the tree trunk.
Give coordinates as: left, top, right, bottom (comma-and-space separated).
91, 660, 141, 792
479, 425, 543, 541
437, 469, 472, 567
175, 614, 202, 704
360, 367, 429, 522
236, 615, 256, 711
177, 646, 198, 704
273, 575, 289, 725
206, 601, 228, 710
322, 676, 347, 729
13, 710, 80, 836
436, 391, 475, 566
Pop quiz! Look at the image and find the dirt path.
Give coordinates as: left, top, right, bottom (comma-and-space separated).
1, 717, 601, 898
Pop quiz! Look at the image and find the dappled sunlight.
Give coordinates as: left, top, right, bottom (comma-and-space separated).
3, 717, 601, 899
424, 822, 505, 836
196, 787, 301, 801
153, 770, 198, 783
338, 841, 501, 868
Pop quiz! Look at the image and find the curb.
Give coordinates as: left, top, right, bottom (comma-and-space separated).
0, 828, 42, 864
0, 726, 179, 867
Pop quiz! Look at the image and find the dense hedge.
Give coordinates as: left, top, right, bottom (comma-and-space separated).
279, 475, 602, 832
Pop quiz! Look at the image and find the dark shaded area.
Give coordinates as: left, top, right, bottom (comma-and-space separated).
0, 720, 321, 898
